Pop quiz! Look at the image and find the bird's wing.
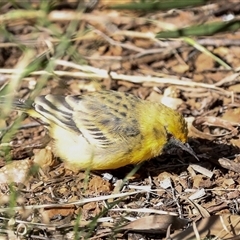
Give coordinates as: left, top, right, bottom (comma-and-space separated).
33, 95, 80, 132
66, 91, 141, 148
33, 92, 141, 148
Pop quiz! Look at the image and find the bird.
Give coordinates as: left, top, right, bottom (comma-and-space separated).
0, 90, 198, 170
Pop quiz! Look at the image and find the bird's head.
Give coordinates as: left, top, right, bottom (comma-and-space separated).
162, 109, 199, 161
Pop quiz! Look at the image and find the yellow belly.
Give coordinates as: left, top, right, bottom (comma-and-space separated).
49, 127, 162, 170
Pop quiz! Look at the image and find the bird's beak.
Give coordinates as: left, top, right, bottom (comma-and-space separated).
170, 138, 199, 161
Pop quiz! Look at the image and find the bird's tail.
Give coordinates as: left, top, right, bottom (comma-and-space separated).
0, 95, 76, 129
0, 97, 43, 120
0, 97, 31, 110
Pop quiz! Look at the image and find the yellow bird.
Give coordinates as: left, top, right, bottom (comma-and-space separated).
1, 90, 198, 170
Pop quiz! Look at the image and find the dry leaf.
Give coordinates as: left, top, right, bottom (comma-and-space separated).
171, 64, 189, 74
190, 116, 238, 140
229, 84, 240, 93
147, 91, 183, 109
171, 215, 240, 239
222, 108, 240, 123
188, 199, 210, 218
33, 147, 54, 169
192, 175, 205, 189
189, 164, 214, 178
188, 189, 207, 201
120, 215, 189, 234
160, 96, 183, 110
218, 158, 240, 173
88, 176, 112, 193
42, 206, 75, 221
195, 53, 214, 71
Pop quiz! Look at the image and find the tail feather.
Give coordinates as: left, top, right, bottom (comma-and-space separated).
0, 96, 79, 132
0, 97, 46, 122
0, 97, 34, 111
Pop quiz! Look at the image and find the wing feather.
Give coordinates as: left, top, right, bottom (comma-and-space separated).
34, 91, 141, 148
34, 95, 80, 132
66, 91, 141, 148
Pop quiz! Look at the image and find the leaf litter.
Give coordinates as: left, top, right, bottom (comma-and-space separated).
1, 0, 240, 239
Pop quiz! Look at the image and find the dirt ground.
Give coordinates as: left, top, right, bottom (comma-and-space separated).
1, 0, 240, 239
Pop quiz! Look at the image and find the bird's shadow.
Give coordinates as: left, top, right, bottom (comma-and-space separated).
105, 138, 240, 181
